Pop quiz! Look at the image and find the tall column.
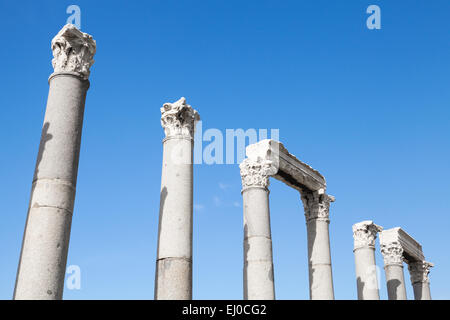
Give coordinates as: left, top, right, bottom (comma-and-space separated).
380, 242, 407, 300
352, 221, 383, 300
14, 24, 96, 300
155, 97, 199, 300
240, 158, 277, 300
300, 189, 335, 300
408, 261, 433, 300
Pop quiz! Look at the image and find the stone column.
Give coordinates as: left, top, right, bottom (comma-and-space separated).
408, 261, 433, 300
155, 97, 199, 300
300, 189, 335, 300
240, 158, 277, 300
14, 24, 96, 300
380, 242, 407, 300
352, 221, 383, 300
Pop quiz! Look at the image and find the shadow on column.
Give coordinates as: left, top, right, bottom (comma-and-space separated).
33, 122, 53, 180
387, 279, 401, 300
307, 219, 318, 296
414, 283, 423, 300
154, 186, 168, 297
243, 223, 249, 299
356, 277, 365, 299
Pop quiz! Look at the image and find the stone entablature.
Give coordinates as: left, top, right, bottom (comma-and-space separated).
380, 228, 425, 262
245, 139, 326, 192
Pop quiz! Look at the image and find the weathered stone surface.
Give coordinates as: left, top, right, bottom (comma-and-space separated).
242, 187, 275, 300
352, 221, 383, 300
51, 24, 96, 80
408, 261, 433, 300
239, 157, 277, 191
240, 139, 334, 300
380, 228, 425, 263
160, 97, 199, 139
353, 221, 383, 250
245, 139, 326, 192
408, 261, 433, 284
14, 25, 95, 300
155, 98, 199, 300
379, 227, 433, 300
301, 189, 335, 223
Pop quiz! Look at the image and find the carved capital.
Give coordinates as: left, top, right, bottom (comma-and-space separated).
352, 221, 383, 250
300, 189, 335, 222
161, 97, 199, 139
381, 242, 404, 266
239, 158, 277, 191
51, 24, 96, 80
408, 261, 434, 284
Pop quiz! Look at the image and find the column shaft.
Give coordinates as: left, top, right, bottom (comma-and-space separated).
306, 218, 334, 299
354, 247, 379, 299
155, 137, 193, 300
385, 264, 407, 300
243, 187, 275, 300
155, 97, 198, 300
352, 221, 382, 300
409, 261, 433, 300
412, 282, 431, 300
14, 73, 89, 300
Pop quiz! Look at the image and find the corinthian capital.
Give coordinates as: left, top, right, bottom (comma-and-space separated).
300, 189, 335, 222
352, 221, 383, 250
160, 97, 200, 139
51, 24, 96, 80
381, 242, 404, 266
239, 158, 278, 191
408, 261, 434, 284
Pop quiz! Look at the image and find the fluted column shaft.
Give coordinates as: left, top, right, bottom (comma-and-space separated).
240, 158, 276, 300
301, 190, 335, 300
155, 98, 199, 300
381, 242, 407, 300
14, 24, 96, 300
352, 221, 382, 300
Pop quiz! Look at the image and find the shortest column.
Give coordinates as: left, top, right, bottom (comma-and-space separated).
408, 261, 433, 300
380, 242, 407, 300
352, 221, 383, 300
240, 158, 277, 300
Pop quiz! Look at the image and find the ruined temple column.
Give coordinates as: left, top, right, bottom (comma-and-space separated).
240, 158, 277, 300
14, 24, 96, 300
155, 97, 199, 300
300, 189, 335, 300
352, 221, 383, 300
380, 242, 407, 300
408, 261, 433, 300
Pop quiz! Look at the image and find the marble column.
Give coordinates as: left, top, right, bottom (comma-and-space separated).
381, 242, 407, 300
352, 221, 383, 300
408, 261, 433, 300
155, 97, 199, 300
300, 189, 335, 300
14, 24, 96, 300
240, 158, 277, 300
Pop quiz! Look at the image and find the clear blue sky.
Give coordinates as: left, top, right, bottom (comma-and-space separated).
0, 0, 449, 300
